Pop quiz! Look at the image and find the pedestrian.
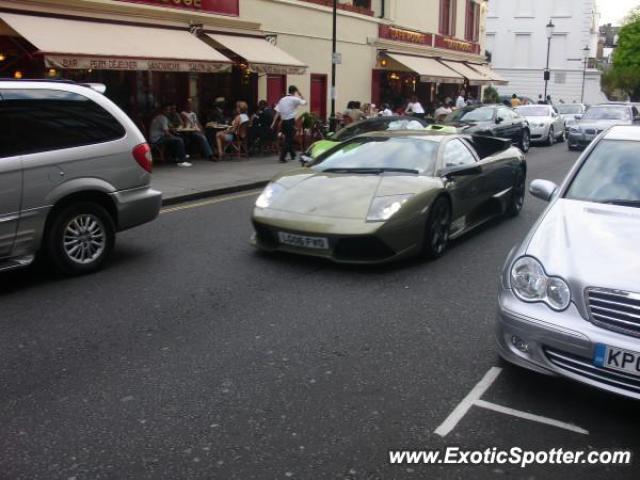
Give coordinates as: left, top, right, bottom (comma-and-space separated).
546, 95, 553, 105
537, 94, 545, 104
149, 104, 191, 167
405, 95, 426, 118
272, 85, 307, 163
510, 94, 522, 107
455, 90, 466, 109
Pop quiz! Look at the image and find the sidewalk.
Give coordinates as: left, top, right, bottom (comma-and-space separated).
151, 155, 296, 205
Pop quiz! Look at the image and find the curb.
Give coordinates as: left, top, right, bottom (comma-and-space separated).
160, 181, 268, 206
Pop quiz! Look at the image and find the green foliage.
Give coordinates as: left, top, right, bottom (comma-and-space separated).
606, 7, 640, 100
482, 86, 500, 104
300, 111, 321, 129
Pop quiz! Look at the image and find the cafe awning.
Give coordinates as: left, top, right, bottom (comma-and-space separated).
205, 34, 307, 75
386, 53, 464, 84
0, 13, 233, 73
439, 60, 492, 86
466, 63, 509, 85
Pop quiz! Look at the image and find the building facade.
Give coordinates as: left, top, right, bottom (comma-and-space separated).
0, 0, 500, 129
485, 0, 608, 104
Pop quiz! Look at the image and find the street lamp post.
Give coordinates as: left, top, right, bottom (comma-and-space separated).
329, 0, 338, 132
581, 44, 590, 103
544, 19, 555, 101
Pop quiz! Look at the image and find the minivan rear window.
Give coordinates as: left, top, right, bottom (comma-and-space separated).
0, 89, 125, 157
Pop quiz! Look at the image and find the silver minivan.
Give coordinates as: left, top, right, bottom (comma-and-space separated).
0, 80, 162, 275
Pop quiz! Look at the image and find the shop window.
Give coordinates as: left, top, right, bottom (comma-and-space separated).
439, 0, 456, 36
0, 89, 125, 156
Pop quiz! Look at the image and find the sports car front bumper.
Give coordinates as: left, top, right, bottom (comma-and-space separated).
251, 207, 423, 264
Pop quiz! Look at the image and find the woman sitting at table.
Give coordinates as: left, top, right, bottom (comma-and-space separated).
180, 98, 215, 161
216, 101, 250, 160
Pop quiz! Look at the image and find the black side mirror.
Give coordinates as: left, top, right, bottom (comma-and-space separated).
495, 117, 503, 124
441, 164, 482, 178
574, 114, 583, 121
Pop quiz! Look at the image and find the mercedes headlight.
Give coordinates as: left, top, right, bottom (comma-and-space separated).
366, 194, 413, 222
256, 183, 286, 208
510, 256, 571, 311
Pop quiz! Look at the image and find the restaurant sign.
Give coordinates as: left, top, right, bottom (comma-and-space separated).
434, 35, 481, 55
45, 55, 231, 73
378, 25, 432, 46
116, 0, 239, 16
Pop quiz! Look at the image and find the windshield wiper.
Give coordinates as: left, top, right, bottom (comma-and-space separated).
598, 199, 640, 208
323, 167, 419, 174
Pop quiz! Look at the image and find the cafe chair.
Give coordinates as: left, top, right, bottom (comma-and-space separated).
226, 121, 250, 158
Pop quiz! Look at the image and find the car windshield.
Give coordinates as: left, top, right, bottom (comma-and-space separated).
565, 140, 640, 206
582, 106, 631, 121
557, 105, 582, 114
312, 137, 439, 175
331, 118, 424, 141
515, 106, 550, 117
446, 107, 495, 123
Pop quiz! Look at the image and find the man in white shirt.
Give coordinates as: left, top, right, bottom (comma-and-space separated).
434, 101, 453, 122
405, 95, 425, 118
149, 104, 191, 167
272, 85, 307, 163
455, 90, 467, 109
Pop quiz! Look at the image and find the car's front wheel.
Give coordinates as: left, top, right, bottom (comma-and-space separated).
547, 126, 555, 146
45, 202, 115, 275
506, 169, 526, 217
519, 129, 530, 153
423, 197, 451, 259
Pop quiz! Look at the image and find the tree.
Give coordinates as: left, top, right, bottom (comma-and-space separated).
606, 7, 640, 100
482, 86, 500, 104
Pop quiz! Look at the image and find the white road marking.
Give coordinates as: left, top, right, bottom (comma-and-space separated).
161, 190, 260, 214
474, 399, 589, 435
434, 367, 502, 437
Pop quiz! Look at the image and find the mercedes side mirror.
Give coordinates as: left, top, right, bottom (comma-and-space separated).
574, 114, 583, 121
495, 117, 503, 124
529, 179, 558, 202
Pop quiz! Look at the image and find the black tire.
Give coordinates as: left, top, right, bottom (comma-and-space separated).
45, 202, 115, 275
519, 129, 530, 153
557, 129, 566, 142
423, 197, 451, 259
506, 168, 526, 217
568, 144, 576, 151
546, 126, 555, 146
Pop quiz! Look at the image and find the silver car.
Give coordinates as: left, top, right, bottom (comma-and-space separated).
567, 103, 639, 151
556, 103, 586, 128
0, 80, 162, 275
497, 125, 640, 400
514, 105, 565, 146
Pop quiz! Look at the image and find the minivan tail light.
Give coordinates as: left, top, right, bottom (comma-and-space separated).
133, 143, 153, 173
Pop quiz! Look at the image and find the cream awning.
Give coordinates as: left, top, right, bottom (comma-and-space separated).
439, 60, 492, 86
206, 34, 307, 75
466, 63, 509, 85
0, 13, 232, 73
386, 53, 464, 84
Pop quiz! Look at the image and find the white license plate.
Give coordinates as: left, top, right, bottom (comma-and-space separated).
277, 232, 329, 250
594, 343, 640, 377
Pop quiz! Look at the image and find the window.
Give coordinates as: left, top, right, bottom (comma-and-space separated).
515, 0, 534, 17
465, 1, 481, 42
513, 34, 531, 68
439, 0, 456, 36
443, 139, 477, 168
554, 72, 566, 84
552, 0, 570, 17
352, 0, 371, 8
0, 89, 125, 156
550, 34, 568, 69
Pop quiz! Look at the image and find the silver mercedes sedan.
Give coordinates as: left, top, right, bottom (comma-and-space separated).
497, 125, 640, 400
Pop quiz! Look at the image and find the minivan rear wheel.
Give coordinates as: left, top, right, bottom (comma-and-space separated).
46, 202, 115, 275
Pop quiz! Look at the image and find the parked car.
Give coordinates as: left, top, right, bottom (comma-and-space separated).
0, 80, 162, 275
514, 104, 566, 146
253, 131, 526, 264
442, 104, 530, 152
305, 116, 430, 159
556, 103, 587, 127
567, 103, 639, 150
497, 125, 640, 400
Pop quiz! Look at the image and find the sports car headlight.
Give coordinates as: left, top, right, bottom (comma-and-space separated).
255, 183, 286, 208
366, 194, 414, 222
510, 256, 571, 311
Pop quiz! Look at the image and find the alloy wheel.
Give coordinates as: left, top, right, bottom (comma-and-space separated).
430, 201, 451, 255
63, 214, 107, 265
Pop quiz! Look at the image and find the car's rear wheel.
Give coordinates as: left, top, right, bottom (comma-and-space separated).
45, 202, 115, 275
519, 129, 530, 153
423, 197, 451, 259
506, 169, 526, 217
547, 127, 555, 146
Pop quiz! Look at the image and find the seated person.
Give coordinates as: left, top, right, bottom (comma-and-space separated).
207, 97, 227, 124
250, 100, 276, 146
216, 101, 250, 159
149, 104, 191, 167
180, 98, 215, 161
167, 103, 184, 129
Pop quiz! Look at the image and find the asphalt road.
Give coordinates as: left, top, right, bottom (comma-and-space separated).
1, 142, 638, 480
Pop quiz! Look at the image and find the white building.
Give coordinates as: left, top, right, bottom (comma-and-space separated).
485, 0, 608, 104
